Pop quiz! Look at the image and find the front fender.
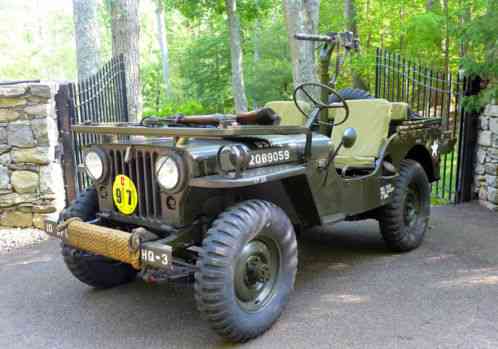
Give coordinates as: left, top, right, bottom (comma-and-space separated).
189, 164, 306, 189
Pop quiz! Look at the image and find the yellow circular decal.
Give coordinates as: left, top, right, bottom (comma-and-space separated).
112, 175, 138, 215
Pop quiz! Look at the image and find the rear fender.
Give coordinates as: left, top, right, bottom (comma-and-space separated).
386, 139, 439, 183
404, 145, 438, 182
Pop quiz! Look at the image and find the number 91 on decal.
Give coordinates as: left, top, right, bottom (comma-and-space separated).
113, 175, 138, 215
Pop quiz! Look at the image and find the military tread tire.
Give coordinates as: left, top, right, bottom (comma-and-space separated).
61, 188, 137, 289
195, 200, 298, 342
378, 160, 431, 252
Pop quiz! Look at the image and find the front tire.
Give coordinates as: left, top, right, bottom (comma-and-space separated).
377, 160, 431, 252
61, 188, 137, 289
195, 200, 298, 342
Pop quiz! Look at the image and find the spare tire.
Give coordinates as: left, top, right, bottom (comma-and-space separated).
329, 87, 373, 103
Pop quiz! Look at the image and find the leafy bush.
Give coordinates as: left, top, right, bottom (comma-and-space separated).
460, 4, 498, 108
143, 99, 206, 117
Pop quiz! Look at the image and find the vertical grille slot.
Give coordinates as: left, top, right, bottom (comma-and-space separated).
107, 147, 162, 220
151, 152, 160, 217
134, 151, 145, 217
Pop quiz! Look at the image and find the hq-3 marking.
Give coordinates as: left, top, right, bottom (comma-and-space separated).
141, 248, 170, 266
44, 220, 68, 239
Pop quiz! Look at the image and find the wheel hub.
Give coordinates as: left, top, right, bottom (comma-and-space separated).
246, 256, 271, 284
404, 188, 421, 227
234, 238, 280, 312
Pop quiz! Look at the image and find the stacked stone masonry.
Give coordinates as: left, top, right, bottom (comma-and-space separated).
0, 83, 64, 228
474, 104, 498, 212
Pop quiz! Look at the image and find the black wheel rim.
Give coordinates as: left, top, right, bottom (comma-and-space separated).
234, 237, 280, 312
404, 186, 422, 228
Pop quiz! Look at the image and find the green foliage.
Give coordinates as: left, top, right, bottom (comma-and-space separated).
0, 0, 495, 115
178, 23, 232, 113
245, 12, 293, 106
142, 54, 166, 114
0, 1, 76, 80
460, 3, 498, 107
143, 99, 205, 117
403, 13, 444, 63
171, 0, 274, 21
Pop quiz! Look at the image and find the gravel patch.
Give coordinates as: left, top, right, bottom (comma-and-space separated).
0, 228, 49, 253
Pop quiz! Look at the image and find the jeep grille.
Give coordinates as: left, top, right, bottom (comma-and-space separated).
108, 148, 162, 219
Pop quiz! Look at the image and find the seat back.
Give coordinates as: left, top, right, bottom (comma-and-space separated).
264, 101, 307, 126
390, 102, 409, 122
330, 99, 392, 167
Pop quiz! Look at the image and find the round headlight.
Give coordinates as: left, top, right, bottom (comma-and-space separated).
216, 144, 250, 177
156, 156, 180, 191
84, 151, 104, 181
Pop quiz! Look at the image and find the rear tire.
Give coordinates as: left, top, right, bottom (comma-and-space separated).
195, 200, 297, 342
377, 160, 431, 252
60, 188, 137, 289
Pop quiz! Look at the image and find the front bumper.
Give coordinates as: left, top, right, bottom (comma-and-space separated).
44, 219, 172, 270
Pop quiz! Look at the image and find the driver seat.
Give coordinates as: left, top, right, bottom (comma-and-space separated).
330, 99, 392, 169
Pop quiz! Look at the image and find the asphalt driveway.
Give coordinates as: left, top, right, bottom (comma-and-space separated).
1, 203, 497, 349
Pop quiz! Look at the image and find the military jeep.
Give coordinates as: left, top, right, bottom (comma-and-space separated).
45, 33, 451, 342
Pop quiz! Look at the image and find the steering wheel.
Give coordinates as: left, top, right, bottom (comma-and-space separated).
293, 82, 350, 127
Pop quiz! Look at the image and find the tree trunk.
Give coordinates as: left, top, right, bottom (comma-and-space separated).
344, 0, 358, 35
426, 0, 442, 11
365, 0, 372, 50
225, 0, 249, 113
154, 0, 172, 99
458, 0, 470, 59
251, 0, 262, 109
111, 0, 141, 122
282, 0, 320, 89
344, 0, 368, 90
443, 0, 450, 75
72, 0, 101, 81
399, 1, 405, 51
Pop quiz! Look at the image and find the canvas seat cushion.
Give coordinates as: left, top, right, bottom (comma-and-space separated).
330, 99, 391, 168
390, 102, 409, 122
333, 155, 377, 169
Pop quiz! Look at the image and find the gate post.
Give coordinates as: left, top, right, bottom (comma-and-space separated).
456, 76, 483, 203
55, 84, 77, 203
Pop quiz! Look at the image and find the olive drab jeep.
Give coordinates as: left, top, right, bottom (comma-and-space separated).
45, 32, 451, 342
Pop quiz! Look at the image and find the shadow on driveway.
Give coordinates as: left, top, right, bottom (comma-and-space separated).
0, 203, 497, 348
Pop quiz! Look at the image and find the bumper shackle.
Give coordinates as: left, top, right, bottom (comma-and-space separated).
45, 219, 172, 270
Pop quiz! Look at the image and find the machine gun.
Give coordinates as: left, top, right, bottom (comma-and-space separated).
141, 108, 281, 128
295, 31, 360, 89
295, 31, 360, 135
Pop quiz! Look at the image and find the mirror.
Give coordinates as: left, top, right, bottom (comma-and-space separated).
342, 128, 357, 149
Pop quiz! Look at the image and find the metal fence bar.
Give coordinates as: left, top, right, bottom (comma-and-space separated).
56, 55, 129, 198
374, 48, 466, 204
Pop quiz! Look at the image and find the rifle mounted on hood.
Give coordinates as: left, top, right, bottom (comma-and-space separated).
142, 108, 281, 128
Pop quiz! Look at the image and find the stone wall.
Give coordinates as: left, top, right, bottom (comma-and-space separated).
474, 104, 498, 212
0, 83, 65, 228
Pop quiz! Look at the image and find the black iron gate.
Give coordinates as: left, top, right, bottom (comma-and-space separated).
56, 55, 129, 203
56, 51, 479, 205
375, 49, 480, 204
